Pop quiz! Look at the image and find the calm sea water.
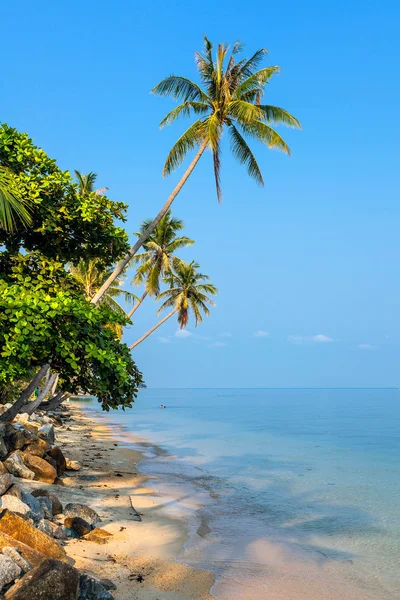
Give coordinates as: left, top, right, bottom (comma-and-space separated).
81, 388, 400, 599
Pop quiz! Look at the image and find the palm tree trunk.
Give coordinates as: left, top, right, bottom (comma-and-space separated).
129, 308, 178, 350
41, 391, 71, 412
91, 141, 208, 305
0, 363, 50, 422
23, 373, 58, 416
127, 291, 148, 319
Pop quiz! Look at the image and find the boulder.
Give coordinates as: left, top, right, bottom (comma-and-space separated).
44, 454, 58, 471
47, 522, 68, 540
4, 485, 22, 500
4, 558, 79, 600
0, 438, 8, 459
64, 503, 100, 526
0, 555, 21, 592
83, 528, 112, 545
0, 496, 31, 518
22, 439, 48, 458
21, 493, 44, 522
1, 547, 32, 574
31, 489, 62, 515
0, 474, 12, 496
65, 458, 81, 471
4, 452, 35, 480
36, 519, 54, 537
37, 497, 52, 520
64, 517, 91, 537
5, 427, 25, 452
78, 574, 114, 600
14, 413, 30, 425
0, 531, 46, 567
47, 447, 66, 475
23, 423, 39, 436
0, 510, 67, 562
38, 424, 55, 444
22, 454, 57, 484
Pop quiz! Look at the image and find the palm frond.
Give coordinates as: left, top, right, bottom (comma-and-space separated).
0, 167, 31, 232
159, 102, 209, 128
227, 100, 264, 124
152, 76, 208, 102
229, 125, 264, 185
163, 118, 207, 176
258, 105, 301, 128
240, 120, 291, 154
233, 66, 280, 99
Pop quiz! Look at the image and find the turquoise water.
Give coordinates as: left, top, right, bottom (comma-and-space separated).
82, 388, 400, 599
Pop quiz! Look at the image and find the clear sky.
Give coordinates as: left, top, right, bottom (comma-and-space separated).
2, 1, 399, 387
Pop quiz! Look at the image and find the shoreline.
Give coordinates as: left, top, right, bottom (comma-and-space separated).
33, 404, 216, 600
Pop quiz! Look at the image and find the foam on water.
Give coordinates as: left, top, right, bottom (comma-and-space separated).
81, 388, 400, 599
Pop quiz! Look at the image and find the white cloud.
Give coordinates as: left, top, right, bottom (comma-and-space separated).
253, 330, 270, 338
157, 336, 171, 344
358, 343, 375, 350
219, 332, 233, 338
209, 341, 227, 348
288, 333, 334, 344
175, 329, 192, 338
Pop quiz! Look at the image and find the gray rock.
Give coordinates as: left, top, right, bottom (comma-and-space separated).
0, 438, 8, 459
4, 452, 35, 480
79, 574, 114, 600
36, 519, 54, 537
21, 493, 44, 522
38, 424, 55, 443
1, 547, 32, 574
37, 497, 52, 520
3, 558, 79, 600
0, 473, 12, 496
0, 495, 31, 517
0, 554, 21, 591
52, 525, 68, 540
64, 503, 100, 526
4, 484, 22, 500
31, 489, 62, 515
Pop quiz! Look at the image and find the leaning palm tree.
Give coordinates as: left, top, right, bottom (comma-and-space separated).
130, 260, 217, 349
74, 170, 109, 196
128, 210, 194, 318
91, 36, 300, 304
68, 259, 137, 339
0, 166, 31, 232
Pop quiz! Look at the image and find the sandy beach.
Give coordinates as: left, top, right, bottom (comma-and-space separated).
21, 404, 215, 600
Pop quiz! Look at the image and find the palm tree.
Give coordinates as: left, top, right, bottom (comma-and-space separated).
74, 170, 109, 196
91, 36, 300, 305
68, 259, 137, 339
128, 210, 194, 318
129, 260, 217, 349
0, 166, 31, 232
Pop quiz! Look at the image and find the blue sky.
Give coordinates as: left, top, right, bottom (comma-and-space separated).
2, 1, 399, 387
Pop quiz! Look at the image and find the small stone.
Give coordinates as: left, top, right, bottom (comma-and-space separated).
64, 517, 91, 537
65, 458, 81, 471
78, 573, 114, 599
31, 490, 62, 516
0, 496, 31, 518
4, 452, 35, 480
47, 447, 66, 475
4, 558, 79, 600
1, 547, 32, 574
0, 554, 21, 591
84, 528, 112, 545
0, 474, 12, 496
37, 424, 55, 444
22, 454, 57, 484
14, 414, 30, 425
64, 503, 100, 526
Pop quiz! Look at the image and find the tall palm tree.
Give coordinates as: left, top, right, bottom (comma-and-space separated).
0, 166, 31, 232
91, 37, 300, 305
130, 260, 217, 349
74, 170, 109, 196
68, 259, 137, 339
128, 210, 194, 318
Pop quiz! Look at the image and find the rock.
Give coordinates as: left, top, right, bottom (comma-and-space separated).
0, 474, 12, 496
0, 555, 21, 592
65, 458, 81, 471
47, 522, 68, 540
1, 547, 32, 574
37, 497, 52, 520
0, 531, 46, 567
0, 404, 12, 415
0, 510, 67, 562
79, 573, 114, 600
0, 496, 31, 518
4, 558, 79, 600
14, 413, 30, 425
4, 485, 22, 500
22, 439, 48, 458
64, 517, 91, 537
5, 427, 25, 452
21, 454, 57, 484
83, 528, 112, 545
4, 452, 35, 480
64, 503, 100, 526
0, 438, 7, 459
23, 423, 39, 436
0, 462, 7, 475
37, 424, 55, 444
31, 489, 62, 516
36, 519, 53, 537
44, 454, 58, 471
21, 493, 44, 523
47, 447, 66, 475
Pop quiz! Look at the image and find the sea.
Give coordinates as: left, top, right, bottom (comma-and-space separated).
80, 388, 400, 599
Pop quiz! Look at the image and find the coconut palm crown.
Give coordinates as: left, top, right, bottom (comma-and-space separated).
0, 166, 31, 232
152, 36, 301, 200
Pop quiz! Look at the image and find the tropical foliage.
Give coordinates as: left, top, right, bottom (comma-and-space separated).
0, 166, 31, 232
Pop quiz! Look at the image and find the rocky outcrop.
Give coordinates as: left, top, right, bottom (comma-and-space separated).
64, 503, 100, 526
0, 554, 21, 592
4, 558, 80, 600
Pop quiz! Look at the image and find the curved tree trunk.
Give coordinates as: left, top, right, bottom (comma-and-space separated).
127, 291, 148, 319
40, 390, 71, 412
0, 363, 50, 423
91, 141, 208, 305
23, 373, 58, 416
129, 308, 178, 350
